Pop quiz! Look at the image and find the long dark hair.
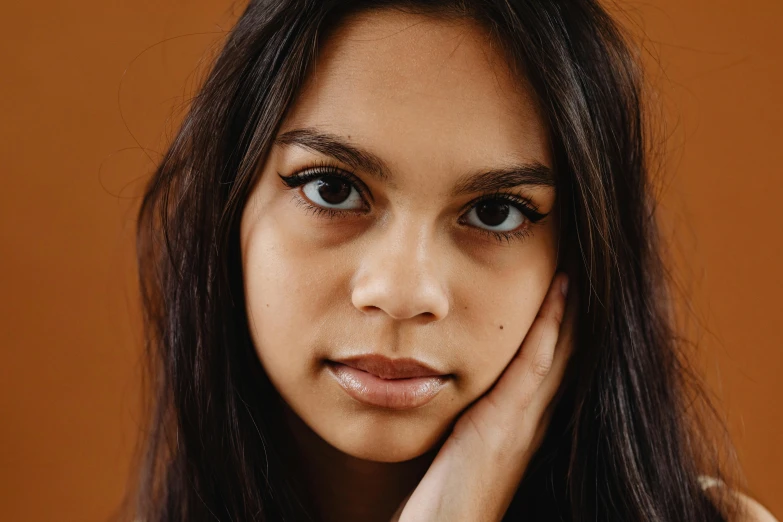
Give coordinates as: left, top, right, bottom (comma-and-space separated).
128, 0, 740, 520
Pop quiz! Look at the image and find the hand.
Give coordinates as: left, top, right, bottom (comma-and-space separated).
390, 272, 576, 522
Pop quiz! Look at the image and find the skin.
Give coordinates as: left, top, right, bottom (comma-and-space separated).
240, 10, 564, 520
238, 8, 777, 522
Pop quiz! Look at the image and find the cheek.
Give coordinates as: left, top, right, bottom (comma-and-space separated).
240, 204, 344, 388
239, 183, 560, 461
454, 237, 557, 402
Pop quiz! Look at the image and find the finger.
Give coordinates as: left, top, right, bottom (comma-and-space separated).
522, 284, 579, 446
484, 272, 569, 417
525, 280, 579, 417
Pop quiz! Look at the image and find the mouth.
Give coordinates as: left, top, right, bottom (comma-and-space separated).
326, 354, 451, 410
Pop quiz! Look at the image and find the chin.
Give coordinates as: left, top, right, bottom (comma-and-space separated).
317, 412, 452, 463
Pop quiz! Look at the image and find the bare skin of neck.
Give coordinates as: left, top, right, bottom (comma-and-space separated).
281, 404, 442, 522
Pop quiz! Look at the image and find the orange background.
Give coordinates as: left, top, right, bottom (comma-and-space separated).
1, 1, 780, 520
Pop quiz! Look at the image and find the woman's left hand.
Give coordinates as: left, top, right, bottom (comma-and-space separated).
390, 272, 577, 522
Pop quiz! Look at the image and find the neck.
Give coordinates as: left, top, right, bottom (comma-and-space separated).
280, 404, 439, 522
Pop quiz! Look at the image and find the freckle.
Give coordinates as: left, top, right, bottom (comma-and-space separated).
266, 304, 269, 307
499, 325, 504, 330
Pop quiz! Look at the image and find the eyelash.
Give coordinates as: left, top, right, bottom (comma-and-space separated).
278, 162, 548, 245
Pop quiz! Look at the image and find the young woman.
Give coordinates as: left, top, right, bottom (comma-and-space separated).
127, 1, 777, 520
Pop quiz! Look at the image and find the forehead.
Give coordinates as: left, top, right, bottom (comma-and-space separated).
279, 9, 551, 174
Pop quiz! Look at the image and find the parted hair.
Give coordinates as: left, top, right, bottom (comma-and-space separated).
128, 1, 740, 520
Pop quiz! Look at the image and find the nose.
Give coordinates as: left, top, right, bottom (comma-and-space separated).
350, 219, 450, 322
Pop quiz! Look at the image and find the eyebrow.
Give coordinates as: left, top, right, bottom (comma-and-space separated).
274, 128, 555, 196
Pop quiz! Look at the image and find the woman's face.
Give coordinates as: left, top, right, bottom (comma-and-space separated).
240, 10, 559, 463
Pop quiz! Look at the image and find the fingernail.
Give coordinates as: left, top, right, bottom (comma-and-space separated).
560, 275, 569, 297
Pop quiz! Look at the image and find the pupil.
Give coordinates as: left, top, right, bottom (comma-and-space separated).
476, 201, 509, 227
317, 177, 351, 205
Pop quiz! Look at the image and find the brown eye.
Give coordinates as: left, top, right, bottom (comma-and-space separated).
476, 201, 510, 227
302, 176, 363, 209
316, 177, 351, 204
464, 198, 527, 232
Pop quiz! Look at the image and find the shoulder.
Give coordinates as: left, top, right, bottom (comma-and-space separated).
699, 476, 778, 522
729, 490, 778, 522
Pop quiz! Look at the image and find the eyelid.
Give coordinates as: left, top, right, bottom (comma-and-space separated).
457, 190, 546, 223
279, 161, 374, 204
279, 162, 549, 224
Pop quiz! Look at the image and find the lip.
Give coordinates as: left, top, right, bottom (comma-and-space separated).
327, 354, 450, 410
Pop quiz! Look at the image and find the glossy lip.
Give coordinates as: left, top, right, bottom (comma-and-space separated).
332, 354, 446, 379
326, 354, 451, 410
